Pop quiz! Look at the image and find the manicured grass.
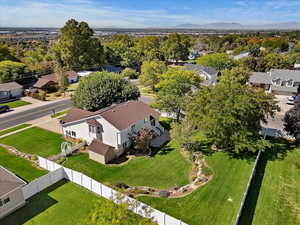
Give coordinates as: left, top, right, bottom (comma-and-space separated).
0, 100, 31, 108
1, 180, 143, 225
51, 109, 69, 118
64, 140, 192, 189
251, 146, 300, 225
0, 124, 31, 136
0, 127, 64, 157
0, 146, 46, 182
138, 152, 254, 225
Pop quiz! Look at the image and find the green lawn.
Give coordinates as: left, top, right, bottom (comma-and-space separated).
64, 140, 192, 189
0, 124, 31, 136
251, 146, 300, 225
1, 180, 144, 225
51, 109, 70, 118
0, 100, 31, 108
138, 152, 254, 225
0, 127, 64, 157
0, 146, 47, 182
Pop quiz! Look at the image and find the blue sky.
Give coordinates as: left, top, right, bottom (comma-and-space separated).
1, 0, 300, 27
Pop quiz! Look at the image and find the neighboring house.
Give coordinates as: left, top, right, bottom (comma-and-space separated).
233, 52, 250, 60
34, 71, 78, 91
61, 101, 165, 164
0, 82, 23, 102
0, 166, 26, 219
249, 69, 300, 95
103, 65, 122, 74
184, 63, 220, 86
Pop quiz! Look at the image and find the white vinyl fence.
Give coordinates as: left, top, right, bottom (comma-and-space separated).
22, 167, 65, 199
35, 156, 188, 225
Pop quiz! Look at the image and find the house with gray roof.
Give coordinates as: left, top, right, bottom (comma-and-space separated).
184, 63, 220, 86
0, 166, 26, 219
249, 69, 300, 95
0, 82, 23, 102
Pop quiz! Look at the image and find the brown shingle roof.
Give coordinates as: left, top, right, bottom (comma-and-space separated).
101, 101, 160, 130
0, 166, 26, 196
0, 82, 23, 91
88, 139, 114, 156
34, 71, 78, 88
87, 118, 101, 126
62, 108, 94, 124
62, 101, 161, 130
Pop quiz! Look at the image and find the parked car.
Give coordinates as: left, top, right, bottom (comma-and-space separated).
0, 105, 10, 113
287, 96, 298, 105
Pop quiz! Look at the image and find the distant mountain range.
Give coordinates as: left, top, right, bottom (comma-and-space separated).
175, 22, 300, 30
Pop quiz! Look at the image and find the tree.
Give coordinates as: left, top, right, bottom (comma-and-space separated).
135, 36, 163, 61
162, 33, 191, 63
155, 67, 201, 121
130, 127, 155, 155
120, 47, 142, 69
187, 68, 279, 154
22, 47, 52, 73
52, 19, 103, 69
72, 71, 140, 111
82, 200, 156, 225
54, 65, 69, 91
197, 53, 235, 71
0, 44, 19, 62
263, 53, 292, 71
121, 68, 139, 79
140, 60, 167, 92
170, 121, 198, 152
284, 97, 300, 142
0, 60, 30, 83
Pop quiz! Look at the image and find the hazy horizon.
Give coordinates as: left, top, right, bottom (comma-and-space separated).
2, 0, 300, 28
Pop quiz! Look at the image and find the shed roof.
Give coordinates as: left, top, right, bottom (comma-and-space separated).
88, 139, 114, 156
0, 82, 23, 92
0, 166, 26, 196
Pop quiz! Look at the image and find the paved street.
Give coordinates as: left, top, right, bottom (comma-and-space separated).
0, 99, 71, 130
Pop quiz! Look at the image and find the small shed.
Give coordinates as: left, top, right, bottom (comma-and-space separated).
0, 82, 23, 101
0, 166, 26, 219
88, 139, 116, 164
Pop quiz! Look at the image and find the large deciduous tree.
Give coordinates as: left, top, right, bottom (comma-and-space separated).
187, 67, 279, 154
52, 19, 103, 69
72, 71, 140, 111
0, 44, 19, 62
197, 53, 235, 71
135, 36, 163, 61
0, 60, 30, 83
284, 97, 300, 142
140, 60, 167, 92
162, 33, 191, 63
155, 67, 202, 121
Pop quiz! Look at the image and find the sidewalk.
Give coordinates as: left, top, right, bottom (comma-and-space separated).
0, 97, 70, 118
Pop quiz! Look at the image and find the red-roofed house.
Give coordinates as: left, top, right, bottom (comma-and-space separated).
60, 101, 165, 164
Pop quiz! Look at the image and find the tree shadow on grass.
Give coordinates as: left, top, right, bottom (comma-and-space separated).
0, 180, 68, 225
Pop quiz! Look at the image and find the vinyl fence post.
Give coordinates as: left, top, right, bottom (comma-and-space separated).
100, 183, 102, 196
164, 213, 166, 225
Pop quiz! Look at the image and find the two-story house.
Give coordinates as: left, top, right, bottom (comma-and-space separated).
249, 69, 300, 95
60, 101, 165, 164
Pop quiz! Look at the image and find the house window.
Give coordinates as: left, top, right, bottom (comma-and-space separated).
287, 80, 293, 87
71, 131, 76, 137
66, 130, 71, 136
3, 197, 10, 204
89, 125, 96, 133
0, 200, 2, 207
272, 79, 281, 86
131, 124, 135, 132
97, 126, 101, 134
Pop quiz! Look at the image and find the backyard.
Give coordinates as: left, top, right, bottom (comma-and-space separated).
0, 146, 47, 182
0, 100, 31, 108
64, 140, 192, 189
251, 143, 300, 225
0, 127, 64, 157
1, 180, 145, 225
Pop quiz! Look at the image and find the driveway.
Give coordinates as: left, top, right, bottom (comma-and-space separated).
264, 95, 293, 131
